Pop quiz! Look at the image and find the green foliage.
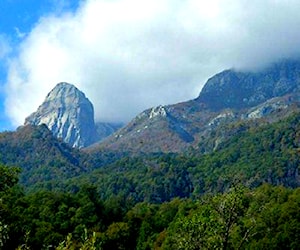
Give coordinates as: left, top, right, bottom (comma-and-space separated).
1, 185, 106, 249
0, 125, 87, 190
0, 124, 129, 193
0, 164, 20, 192
56, 228, 97, 250
0, 221, 9, 248
1, 176, 300, 249
0, 164, 22, 249
163, 186, 250, 250
162, 185, 300, 250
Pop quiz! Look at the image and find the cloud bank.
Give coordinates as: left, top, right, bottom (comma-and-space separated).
5, 0, 300, 126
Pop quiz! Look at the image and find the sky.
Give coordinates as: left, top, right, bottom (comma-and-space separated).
1, 0, 300, 131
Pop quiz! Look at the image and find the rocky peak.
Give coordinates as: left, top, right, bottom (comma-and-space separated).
25, 82, 98, 148
197, 59, 300, 111
149, 105, 167, 119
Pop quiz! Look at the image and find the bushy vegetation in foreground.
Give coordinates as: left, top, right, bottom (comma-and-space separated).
1, 164, 300, 249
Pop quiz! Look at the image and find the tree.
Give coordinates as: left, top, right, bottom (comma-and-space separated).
164, 186, 253, 250
0, 164, 22, 249
0, 164, 20, 192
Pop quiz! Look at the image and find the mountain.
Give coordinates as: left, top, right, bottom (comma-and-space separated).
91, 60, 300, 153
25, 82, 97, 148
197, 59, 300, 110
0, 124, 87, 188
25, 82, 122, 148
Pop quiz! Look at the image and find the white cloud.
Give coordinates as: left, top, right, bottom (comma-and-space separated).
0, 35, 11, 60
5, 0, 300, 126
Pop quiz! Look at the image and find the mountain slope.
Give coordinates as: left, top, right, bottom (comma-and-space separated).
0, 124, 88, 188
90, 60, 300, 154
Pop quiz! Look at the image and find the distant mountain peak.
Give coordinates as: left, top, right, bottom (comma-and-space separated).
196, 60, 300, 111
25, 82, 98, 148
45, 82, 80, 96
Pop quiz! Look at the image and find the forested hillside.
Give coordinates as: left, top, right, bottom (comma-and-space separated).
1, 165, 300, 249
0, 124, 125, 189
0, 124, 87, 186
29, 112, 300, 204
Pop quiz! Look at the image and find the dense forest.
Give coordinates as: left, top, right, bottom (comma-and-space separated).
0, 113, 300, 249
1, 164, 300, 249
29, 112, 300, 203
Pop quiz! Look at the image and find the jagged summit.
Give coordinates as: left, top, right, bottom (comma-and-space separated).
196, 60, 300, 111
44, 82, 84, 101
25, 82, 98, 148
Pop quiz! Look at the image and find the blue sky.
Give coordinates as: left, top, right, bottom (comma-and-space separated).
0, 0, 80, 36
0, 0, 80, 131
1, 0, 300, 132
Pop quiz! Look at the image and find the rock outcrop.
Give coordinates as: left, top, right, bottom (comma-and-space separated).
25, 82, 98, 148
196, 60, 300, 110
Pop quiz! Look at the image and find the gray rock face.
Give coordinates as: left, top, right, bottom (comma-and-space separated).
25, 82, 98, 148
197, 60, 300, 110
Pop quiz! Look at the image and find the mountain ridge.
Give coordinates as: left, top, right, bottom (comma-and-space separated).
90, 59, 300, 153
